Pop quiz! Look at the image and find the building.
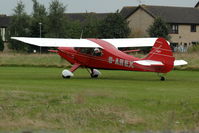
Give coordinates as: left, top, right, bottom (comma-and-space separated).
120, 2, 199, 52
0, 15, 10, 42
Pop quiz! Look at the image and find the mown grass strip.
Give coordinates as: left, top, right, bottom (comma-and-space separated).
0, 66, 199, 132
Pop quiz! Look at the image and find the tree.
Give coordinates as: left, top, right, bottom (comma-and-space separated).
65, 20, 82, 38
31, 0, 47, 37
98, 10, 130, 38
65, 13, 101, 38
46, 0, 67, 38
8, 0, 31, 52
81, 13, 100, 38
0, 34, 4, 51
29, 0, 48, 53
147, 17, 170, 40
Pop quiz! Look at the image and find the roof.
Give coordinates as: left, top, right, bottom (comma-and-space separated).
0, 15, 11, 27
120, 5, 199, 24
195, 1, 199, 8
120, 6, 137, 19
65, 13, 111, 22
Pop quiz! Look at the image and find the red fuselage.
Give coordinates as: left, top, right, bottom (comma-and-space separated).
57, 38, 174, 73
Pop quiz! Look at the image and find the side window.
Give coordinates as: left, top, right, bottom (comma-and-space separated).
75, 48, 102, 56
93, 48, 103, 56
74, 48, 92, 55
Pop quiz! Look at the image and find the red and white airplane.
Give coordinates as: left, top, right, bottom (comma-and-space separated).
11, 37, 187, 80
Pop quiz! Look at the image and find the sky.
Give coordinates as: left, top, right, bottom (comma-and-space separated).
0, 0, 198, 15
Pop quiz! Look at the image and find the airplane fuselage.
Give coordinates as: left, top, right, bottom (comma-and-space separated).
57, 39, 169, 73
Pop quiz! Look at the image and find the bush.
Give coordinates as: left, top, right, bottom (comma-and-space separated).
188, 45, 199, 53
147, 17, 170, 40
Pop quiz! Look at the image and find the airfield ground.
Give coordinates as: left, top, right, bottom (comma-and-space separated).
0, 52, 198, 70
0, 66, 199, 133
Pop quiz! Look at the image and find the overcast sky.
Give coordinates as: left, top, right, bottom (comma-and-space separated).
0, 0, 198, 15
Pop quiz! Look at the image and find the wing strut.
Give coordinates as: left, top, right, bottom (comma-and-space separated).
70, 63, 81, 72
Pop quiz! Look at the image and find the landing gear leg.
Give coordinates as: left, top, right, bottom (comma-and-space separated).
62, 63, 80, 79
157, 73, 166, 81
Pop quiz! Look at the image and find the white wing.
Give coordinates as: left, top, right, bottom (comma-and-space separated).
11, 37, 168, 49
103, 38, 159, 48
11, 37, 103, 48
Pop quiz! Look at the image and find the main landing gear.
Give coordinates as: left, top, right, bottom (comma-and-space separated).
61, 63, 101, 79
62, 69, 74, 78
90, 68, 101, 78
157, 73, 166, 81
62, 63, 80, 79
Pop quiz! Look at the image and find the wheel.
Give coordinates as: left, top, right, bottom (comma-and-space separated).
90, 73, 99, 78
62, 75, 71, 79
62, 69, 74, 79
90, 69, 101, 78
160, 76, 165, 81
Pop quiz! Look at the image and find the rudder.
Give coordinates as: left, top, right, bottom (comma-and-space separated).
144, 38, 175, 73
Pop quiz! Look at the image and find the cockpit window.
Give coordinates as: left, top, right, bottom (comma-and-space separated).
75, 48, 102, 56
93, 48, 102, 56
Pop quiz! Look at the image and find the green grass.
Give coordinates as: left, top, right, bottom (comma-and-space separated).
0, 53, 70, 67
174, 52, 199, 70
0, 66, 199, 133
0, 52, 199, 70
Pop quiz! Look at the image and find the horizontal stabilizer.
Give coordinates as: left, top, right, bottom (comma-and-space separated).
134, 60, 164, 66
174, 60, 188, 66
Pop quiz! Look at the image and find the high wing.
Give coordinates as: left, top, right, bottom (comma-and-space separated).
103, 38, 159, 48
11, 37, 103, 48
11, 37, 160, 49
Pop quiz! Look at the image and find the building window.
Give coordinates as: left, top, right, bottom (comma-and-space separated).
170, 24, 178, 34
191, 25, 196, 32
170, 43, 178, 52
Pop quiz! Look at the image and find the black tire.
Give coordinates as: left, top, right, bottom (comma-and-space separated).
160, 76, 165, 81
90, 73, 98, 78
62, 75, 71, 79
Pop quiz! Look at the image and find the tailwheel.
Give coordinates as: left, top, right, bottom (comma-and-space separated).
157, 73, 166, 81
89, 69, 101, 78
62, 69, 74, 79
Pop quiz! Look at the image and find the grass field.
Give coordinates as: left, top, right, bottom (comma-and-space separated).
0, 53, 70, 68
0, 52, 198, 70
0, 66, 199, 133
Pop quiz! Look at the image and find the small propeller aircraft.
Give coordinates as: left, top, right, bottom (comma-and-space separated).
11, 37, 187, 81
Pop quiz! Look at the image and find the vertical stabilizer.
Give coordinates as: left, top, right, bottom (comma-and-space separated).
144, 38, 175, 73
